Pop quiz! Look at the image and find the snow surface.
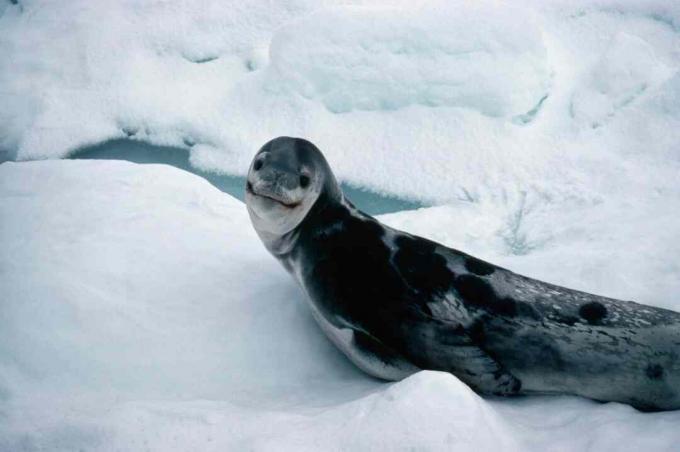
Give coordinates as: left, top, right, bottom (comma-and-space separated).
2, 0, 680, 450
2, 160, 680, 451
1, 0, 679, 203
266, 4, 550, 116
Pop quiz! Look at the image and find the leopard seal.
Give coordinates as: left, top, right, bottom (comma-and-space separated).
245, 136, 680, 411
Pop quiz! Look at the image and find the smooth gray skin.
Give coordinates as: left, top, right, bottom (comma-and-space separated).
246, 136, 680, 411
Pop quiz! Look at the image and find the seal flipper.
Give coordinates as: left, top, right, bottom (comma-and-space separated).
403, 318, 521, 396
443, 343, 521, 396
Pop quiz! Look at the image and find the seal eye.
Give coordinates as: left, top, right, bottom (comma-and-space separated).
299, 174, 310, 188
253, 159, 263, 171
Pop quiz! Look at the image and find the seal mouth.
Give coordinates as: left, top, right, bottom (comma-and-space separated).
246, 181, 300, 208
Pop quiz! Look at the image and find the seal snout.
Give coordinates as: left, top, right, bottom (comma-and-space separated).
247, 150, 309, 208
246, 136, 335, 236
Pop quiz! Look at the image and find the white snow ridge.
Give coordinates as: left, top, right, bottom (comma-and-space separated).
2, 0, 680, 450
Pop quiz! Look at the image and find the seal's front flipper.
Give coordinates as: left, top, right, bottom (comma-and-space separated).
414, 320, 521, 396
444, 343, 521, 396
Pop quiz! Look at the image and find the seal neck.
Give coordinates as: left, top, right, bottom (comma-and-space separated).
262, 175, 342, 259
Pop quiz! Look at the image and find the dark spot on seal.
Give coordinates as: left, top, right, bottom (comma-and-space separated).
646, 364, 664, 380
579, 301, 607, 325
453, 274, 517, 317
464, 257, 495, 276
299, 174, 310, 188
393, 235, 454, 297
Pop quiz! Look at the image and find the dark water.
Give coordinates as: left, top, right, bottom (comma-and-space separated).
69, 139, 424, 215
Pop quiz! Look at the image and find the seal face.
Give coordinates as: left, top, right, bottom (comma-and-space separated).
246, 136, 680, 411
245, 137, 326, 239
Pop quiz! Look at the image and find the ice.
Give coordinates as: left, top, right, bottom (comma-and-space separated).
266, 3, 550, 117
0, 0, 327, 160
569, 32, 675, 128
2, 160, 680, 450
2, 0, 678, 203
3, 0, 680, 449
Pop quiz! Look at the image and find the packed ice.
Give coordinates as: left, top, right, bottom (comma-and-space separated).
2, 0, 680, 450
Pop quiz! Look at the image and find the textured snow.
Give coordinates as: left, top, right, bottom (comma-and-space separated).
569, 32, 675, 128
2, 160, 680, 451
2, 0, 680, 450
266, 4, 550, 116
1, 0, 678, 203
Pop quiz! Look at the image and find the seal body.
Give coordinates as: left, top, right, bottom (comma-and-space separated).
246, 136, 680, 411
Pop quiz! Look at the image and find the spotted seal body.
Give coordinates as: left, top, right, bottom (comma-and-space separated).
246, 136, 680, 411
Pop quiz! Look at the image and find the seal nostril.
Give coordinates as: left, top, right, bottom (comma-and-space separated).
299, 174, 310, 188
253, 159, 263, 171
246, 181, 253, 191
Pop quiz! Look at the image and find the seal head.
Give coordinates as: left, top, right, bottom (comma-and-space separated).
245, 136, 341, 254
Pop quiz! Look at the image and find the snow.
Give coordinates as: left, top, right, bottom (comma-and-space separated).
266, 4, 550, 117
2, 0, 680, 449
2, 0, 679, 202
569, 32, 675, 128
2, 160, 680, 451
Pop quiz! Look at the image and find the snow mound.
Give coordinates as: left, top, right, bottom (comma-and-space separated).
0, 0, 327, 160
2, 160, 680, 450
267, 3, 550, 117
3, 0, 680, 208
330, 371, 519, 451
